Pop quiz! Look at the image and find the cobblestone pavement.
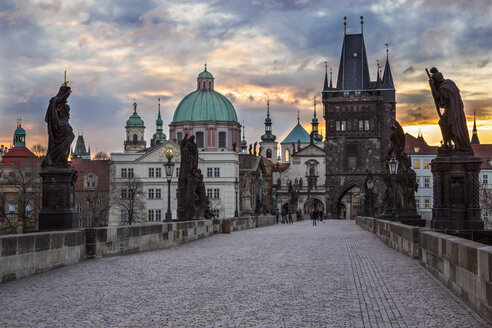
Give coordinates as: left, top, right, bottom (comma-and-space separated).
0, 221, 490, 327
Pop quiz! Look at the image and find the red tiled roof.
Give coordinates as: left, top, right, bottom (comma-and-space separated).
70, 160, 110, 191
0, 147, 38, 166
404, 133, 438, 155
275, 163, 290, 172
471, 144, 492, 169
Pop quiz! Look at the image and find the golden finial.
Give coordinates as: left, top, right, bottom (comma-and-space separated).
166, 149, 174, 160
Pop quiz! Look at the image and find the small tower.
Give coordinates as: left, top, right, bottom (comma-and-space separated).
124, 100, 146, 152
471, 111, 480, 145
71, 132, 91, 160
13, 118, 26, 148
311, 98, 323, 143
197, 63, 214, 90
241, 125, 248, 152
260, 99, 278, 162
151, 98, 167, 147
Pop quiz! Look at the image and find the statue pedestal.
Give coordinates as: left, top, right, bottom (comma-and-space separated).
39, 167, 78, 230
431, 149, 484, 230
241, 193, 254, 215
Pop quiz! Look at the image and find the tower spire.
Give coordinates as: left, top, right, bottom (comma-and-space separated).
381, 43, 394, 89
344, 16, 347, 35
313, 97, 317, 118
360, 16, 364, 34
297, 110, 300, 124
471, 111, 480, 144
329, 68, 333, 88
267, 96, 270, 118
323, 61, 329, 90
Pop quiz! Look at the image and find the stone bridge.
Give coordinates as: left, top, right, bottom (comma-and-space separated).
0, 220, 490, 327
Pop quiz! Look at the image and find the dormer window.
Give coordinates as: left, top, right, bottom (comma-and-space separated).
353, 52, 358, 57
414, 147, 420, 153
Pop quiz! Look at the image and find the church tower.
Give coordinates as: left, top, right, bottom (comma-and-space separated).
322, 17, 395, 219
13, 119, 26, 147
311, 98, 323, 142
241, 125, 248, 152
260, 99, 278, 163
471, 111, 480, 145
124, 101, 146, 152
151, 98, 167, 147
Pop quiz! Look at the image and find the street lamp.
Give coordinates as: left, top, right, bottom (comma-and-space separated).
234, 178, 239, 217
164, 149, 175, 222
388, 153, 399, 222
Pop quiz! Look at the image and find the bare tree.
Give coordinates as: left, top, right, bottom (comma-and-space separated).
114, 175, 146, 225
0, 163, 41, 234
31, 144, 47, 157
94, 152, 110, 160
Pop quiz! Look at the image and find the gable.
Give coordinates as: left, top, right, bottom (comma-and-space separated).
293, 144, 325, 157
135, 141, 181, 163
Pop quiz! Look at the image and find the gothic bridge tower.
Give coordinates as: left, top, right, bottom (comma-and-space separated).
322, 17, 395, 219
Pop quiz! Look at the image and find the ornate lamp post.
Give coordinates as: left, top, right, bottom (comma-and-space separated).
234, 178, 239, 217
164, 149, 175, 222
389, 154, 399, 222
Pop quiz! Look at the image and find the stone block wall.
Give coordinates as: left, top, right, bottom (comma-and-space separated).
0, 230, 85, 283
213, 216, 275, 233
85, 220, 213, 259
356, 216, 420, 258
420, 231, 492, 322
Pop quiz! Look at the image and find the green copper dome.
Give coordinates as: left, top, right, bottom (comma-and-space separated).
172, 90, 238, 123
126, 112, 145, 127
282, 122, 310, 143
14, 126, 26, 136
198, 70, 214, 79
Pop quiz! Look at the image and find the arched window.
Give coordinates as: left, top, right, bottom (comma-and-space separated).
218, 132, 226, 148
196, 132, 204, 148
285, 149, 290, 162
266, 149, 272, 158
133, 134, 138, 143
202, 81, 206, 89
209, 81, 212, 89
177, 132, 183, 141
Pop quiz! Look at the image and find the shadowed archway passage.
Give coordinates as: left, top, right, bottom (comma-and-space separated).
0, 221, 488, 327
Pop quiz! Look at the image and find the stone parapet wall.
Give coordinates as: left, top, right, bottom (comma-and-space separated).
0, 230, 85, 283
85, 220, 213, 259
213, 216, 275, 234
420, 231, 492, 322
356, 216, 492, 322
356, 216, 420, 258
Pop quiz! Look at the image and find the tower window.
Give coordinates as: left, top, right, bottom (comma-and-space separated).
285, 149, 290, 162
177, 132, 183, 141
196, 132, 204, 148
209, 81, 212, 89
341, 121, 346, 131
353, 52, 358, 57
133, 134, 138, 143
202, 81, 206, 89
266, 149, 272, 158
359, 120, 364, 131
336, 121, 341, 131
365, 120, 370, 130
346, 144, 358, 169
218, 132, 226, 148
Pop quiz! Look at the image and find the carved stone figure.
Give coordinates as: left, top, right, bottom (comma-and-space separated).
177, 135, 211, 220
249, 144, 252, 155
253, 142, 257, 156
427, 67, 472, 152
42, 85, 75, 167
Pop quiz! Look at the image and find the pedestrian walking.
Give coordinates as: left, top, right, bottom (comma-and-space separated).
288, 211, 293, 224
275, 209, 279, 224
320, 210, 324, 223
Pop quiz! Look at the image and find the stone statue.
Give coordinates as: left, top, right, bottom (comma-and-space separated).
177, 135, 210, 220
259, 146, 262, 157
427, 67, 472, 152
42, 85, 75, 167
388, 121, 405, 157
249, 144, 252, 155
253, 142, 257, 156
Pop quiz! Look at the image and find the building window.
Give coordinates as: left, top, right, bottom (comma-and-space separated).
155, 209, 162, 221
209, 81, 212, 89
121, 188, 128, 199
196, 132, 204, 148
133, 134, 138, 143
213, 188, 220, 199
416, 177, 420, 187
76, 203, 82, 213
156, 189, 161, 199
285, 149, 290, 162
207, 168, 213, 178
415, 198, 420, 209
424, 198, 430, 208
177, 132, 183, 141
424, 177, 430, 188
128, 168, 134, 178
413, 160, 420, 169
148, 209, 154, 221
483, 174, 488, 185
121, 168, 127, 178
364, 120, 370, 131
341, 121, 346, 131
206, 188, 213, 199
336, 121, 341, 131
148, 188, 154, 199
121, 210, 128, 221
156, 168, 161, 177
359, 120, 364, 131
99, 195, 104, 204
346, 144, 357, 169
424, 160, 430, 169
266, 149, 272, 158
218, 132, 226, 148
214, 168, 220, 177
148, 168, 155, 177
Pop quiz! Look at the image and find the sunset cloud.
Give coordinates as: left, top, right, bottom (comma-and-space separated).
1, 0, 492, 151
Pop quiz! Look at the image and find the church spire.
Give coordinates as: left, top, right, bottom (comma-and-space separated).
261, 98, 276, 142
311, 97, 323, 142
471, 111, 480, 144
329, 68, 333, 88
241, 124, 247, 151
152, 97, 167, 145
323, 61, 329, 90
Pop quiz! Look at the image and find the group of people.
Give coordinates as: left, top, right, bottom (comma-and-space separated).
310, 209, 324, 226
276, 210, 294, 224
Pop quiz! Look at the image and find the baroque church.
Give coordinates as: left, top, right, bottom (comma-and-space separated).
109, 66, 241, 225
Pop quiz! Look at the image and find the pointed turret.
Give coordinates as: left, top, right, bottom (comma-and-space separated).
471, 111, 480, 144
71, 132, 91, 160
381, 46, 394, 89
152, 98, 166, 146
260, 99, 276, 142
311, 98, 323, 142
241, 125, 247, 151
323, 62, 329, 91
376, 59, 381, 87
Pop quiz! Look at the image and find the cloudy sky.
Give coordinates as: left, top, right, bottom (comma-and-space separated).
1, 0, 492, 154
